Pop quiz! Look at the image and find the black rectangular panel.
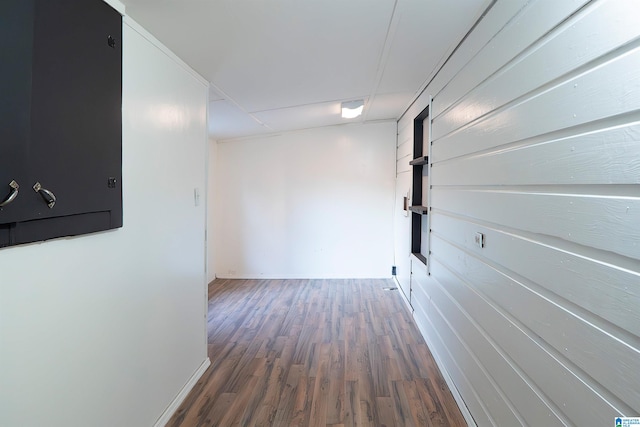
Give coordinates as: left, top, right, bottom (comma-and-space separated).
0, 0, 123, 248
30, 0, 122, 223
0, 0, 36, 223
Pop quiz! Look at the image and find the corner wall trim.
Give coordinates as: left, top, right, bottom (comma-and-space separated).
153, 357, 211, 427
394, 276, 413, 314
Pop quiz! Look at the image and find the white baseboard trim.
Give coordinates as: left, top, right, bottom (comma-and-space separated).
430, 345, 476, 426
394, 276, 413, 314
154, 357, 211, 427
418, 321, 476, 427
215, 274, 393, 280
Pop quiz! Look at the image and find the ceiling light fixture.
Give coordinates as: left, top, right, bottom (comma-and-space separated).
341, 100, 364, 119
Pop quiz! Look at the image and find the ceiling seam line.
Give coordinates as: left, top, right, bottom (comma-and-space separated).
209, 82, 273, 130
399, 0, 498, 123
363, 0, 400, 122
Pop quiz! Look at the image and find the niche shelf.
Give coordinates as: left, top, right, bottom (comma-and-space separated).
408, 205, 428, 215
409, 156, 429, 166
411, 252, 427, 265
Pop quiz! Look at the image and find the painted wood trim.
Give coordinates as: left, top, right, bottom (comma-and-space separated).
428, 296, 518, 424
123, 17, 209, 87
394, 172, 412, 300
394, 275, 413, 314
154, 358, 211, 427
412, 301, 488, 427
412, 312, 478, 427
398, 130, 412, 147
397, 116, 412, 137
410, 280, 430, 319
397, 139, 412, 160
102, 0, 125, 15
396, 159, 411, 174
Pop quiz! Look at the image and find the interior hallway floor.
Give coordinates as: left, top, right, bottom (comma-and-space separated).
167, 278, 466, 427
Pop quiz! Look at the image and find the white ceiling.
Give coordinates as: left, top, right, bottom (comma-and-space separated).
120, 0, 489, 140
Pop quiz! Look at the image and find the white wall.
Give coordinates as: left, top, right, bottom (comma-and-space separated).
215, 122, 396, 279
0, 18, 209, 427
207, 137, 218, 283
397, 0, 640, 425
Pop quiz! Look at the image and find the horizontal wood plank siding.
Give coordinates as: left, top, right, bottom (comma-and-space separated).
397, 139, 412, 160
433, 40, 640, 161
432, 0, 592, 120
431, 188, 640, 259
431, 213, 640, 339
424, 0, 530, 117
428, 252, 626, 425
396, 0, 640, 424
431, 234, 639, 412
423, 260, 570, 426
432, 118, 640, 186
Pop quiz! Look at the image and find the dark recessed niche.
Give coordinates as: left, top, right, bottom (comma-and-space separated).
0, 0, 122, 248
410, 105, 430, 265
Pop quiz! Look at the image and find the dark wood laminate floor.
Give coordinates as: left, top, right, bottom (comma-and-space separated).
167, 278, 466, 427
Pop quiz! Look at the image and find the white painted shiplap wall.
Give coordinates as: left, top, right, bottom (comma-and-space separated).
396, 0, 640, 425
